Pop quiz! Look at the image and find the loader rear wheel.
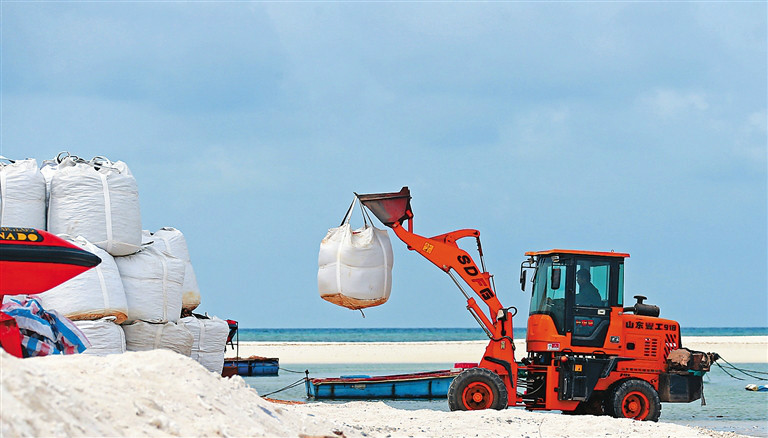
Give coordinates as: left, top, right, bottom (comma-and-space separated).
448, 367, 508, 411
608, 380, 661, 422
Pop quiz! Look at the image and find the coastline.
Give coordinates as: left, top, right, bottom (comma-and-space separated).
234, 335, 768, 364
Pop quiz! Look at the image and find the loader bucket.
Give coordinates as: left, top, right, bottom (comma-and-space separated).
356, 186, 412, 227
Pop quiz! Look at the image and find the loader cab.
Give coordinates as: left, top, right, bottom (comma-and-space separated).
523, 250, 629, 348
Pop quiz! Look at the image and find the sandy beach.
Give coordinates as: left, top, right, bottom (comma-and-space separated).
0, 349, 753, 438
235, 336, 768, 364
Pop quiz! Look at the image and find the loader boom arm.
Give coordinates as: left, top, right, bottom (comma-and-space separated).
389, 222, 509, 338
356, 187, 520, 407
356, 187, 512, 340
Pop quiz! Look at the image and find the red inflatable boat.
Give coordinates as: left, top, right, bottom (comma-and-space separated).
0, 227, 101, 357
0, 227, 101, 296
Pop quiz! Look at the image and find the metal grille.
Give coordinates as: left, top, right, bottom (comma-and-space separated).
643, 338, 658, 357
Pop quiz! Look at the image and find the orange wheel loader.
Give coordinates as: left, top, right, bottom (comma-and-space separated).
356, 187, 715, 421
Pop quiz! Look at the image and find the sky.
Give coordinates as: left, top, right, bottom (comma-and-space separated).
1, 2, 766, 329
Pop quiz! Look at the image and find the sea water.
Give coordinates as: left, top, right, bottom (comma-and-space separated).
238, 328, 768, 437
237, 326, 768, 342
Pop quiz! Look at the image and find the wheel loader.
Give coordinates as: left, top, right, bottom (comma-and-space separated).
356, 187, 714, 421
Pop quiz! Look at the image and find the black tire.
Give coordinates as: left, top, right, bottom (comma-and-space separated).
447, 367, 508, 411
607, 380, 661, 422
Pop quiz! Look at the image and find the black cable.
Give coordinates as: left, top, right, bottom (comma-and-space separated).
718, 364, 768, 375
717, 356, 768, 381
715, 361, 744, 381
261, 378, 307, 397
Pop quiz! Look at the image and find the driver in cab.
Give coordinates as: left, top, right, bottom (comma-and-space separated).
575, 268, 602, 307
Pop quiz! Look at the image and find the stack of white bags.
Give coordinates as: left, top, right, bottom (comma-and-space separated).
0, 153, 223, 373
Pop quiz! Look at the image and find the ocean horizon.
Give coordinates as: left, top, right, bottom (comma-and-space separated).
235, 326, 768, 342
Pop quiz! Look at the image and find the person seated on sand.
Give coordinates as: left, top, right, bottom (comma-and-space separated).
575, 268, 602, 307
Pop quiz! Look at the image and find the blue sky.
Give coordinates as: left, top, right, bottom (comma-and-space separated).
2, 2, 766, 329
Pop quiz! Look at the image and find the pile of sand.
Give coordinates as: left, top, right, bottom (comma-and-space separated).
0, 350, 749, 438
0, 350, 338, 437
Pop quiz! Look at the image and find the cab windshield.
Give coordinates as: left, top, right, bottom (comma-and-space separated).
529, 257, 566, 334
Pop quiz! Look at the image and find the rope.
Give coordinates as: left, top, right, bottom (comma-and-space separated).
261, 378, 307, 398
715, 361, 744, 380
718, 364, 768, 376
716, 356, 768, 381
279, 367, 307, 374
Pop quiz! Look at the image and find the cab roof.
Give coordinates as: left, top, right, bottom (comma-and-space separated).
524, 249, 630, 258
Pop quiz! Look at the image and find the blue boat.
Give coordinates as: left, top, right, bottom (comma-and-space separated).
305, 369, 462, 399
221, 319, 279, 377
223, 356, 279, 376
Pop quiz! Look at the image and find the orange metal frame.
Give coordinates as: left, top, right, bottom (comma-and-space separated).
388, 218, 522, 406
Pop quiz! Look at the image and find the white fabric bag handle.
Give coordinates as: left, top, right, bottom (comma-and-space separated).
339, 196, 371, 228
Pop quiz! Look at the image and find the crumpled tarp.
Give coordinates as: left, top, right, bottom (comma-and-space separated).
1, 297, 90, 357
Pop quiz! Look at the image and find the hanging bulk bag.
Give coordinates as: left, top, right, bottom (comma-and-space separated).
179, 315, 229, 374
318, 198, 394, 310
149, 227, 202, 312
115, 244, 185, 324
0, 157, 46, 229
122, 320, 193, 356
48, 156, 142, 256
35, 236, 128, 324
74, 317, 126, 355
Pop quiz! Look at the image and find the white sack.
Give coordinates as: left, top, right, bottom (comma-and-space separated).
180, 315, 229, 374
318, 219, 394, 309
122, 320, 193, 356
150, 227, 201, 311
74, 317, 126, 355
40, 154, 77, 216
0, 158, 46, 229
48, 157, 141, 256
115, 245, 184, 324
35, 236, 128, 324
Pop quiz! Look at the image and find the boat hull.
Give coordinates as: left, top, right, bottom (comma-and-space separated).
0, 228, 101, 296
223, 357, 279, 376
306, 370, 460, 399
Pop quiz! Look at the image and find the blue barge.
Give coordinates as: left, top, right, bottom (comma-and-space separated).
223, 356, 279, 376
305, 369, 462, 399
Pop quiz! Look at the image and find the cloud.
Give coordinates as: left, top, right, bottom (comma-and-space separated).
638, 89, 709, 118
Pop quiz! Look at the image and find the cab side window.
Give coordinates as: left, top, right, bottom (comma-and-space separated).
575, 262, 609, 307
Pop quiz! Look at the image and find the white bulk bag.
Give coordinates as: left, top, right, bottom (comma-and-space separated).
150, 227, 201, 311
48, 156, 141, 256
35, 236, 128, 323
123, 320, 193, 356
318, 199, 394, 309
115, 245, 185, 324
180, 315, 229, 374
74, 317, 126, 355
40, 153, 78, 215
0, 157, 46, 229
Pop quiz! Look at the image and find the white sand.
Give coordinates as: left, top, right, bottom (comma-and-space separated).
0, 349, 749, 438
235, 336, 768, 364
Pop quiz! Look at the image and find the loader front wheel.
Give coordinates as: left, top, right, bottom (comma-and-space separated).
448, 367, 508, 411
608, 380, 661, 421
